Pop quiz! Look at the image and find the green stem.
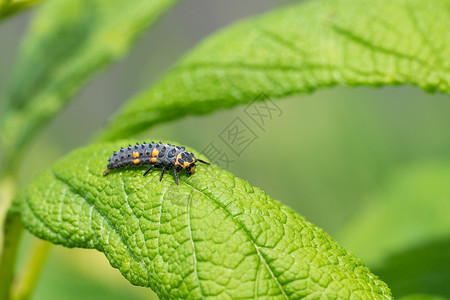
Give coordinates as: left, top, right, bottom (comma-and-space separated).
0, 175, 20, 300
11, 238, 51, 300
0, 175, 52, 300
0, 214, 23, 300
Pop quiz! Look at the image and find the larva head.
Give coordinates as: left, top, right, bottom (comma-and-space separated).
175, 152, 210, 176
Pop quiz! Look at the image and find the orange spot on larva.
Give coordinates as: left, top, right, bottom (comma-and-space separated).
133, 159, 140, 164
151, 157, 157, 163
152, 149, 159, 157
175, 153, 182, 166
132, 151, 139, 158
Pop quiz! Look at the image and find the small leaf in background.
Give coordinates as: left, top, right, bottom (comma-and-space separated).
0, 0, 40, 21
338, 161, 450, 298
0, 0, 178, 167
19, 141, 392, 299
99, 0, 450, 141
374, 238, 450, 299
398, 295, 450, 300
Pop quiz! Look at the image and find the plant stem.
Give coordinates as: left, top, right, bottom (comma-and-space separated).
11, 238, 51, 300
0, 175, 52, 300
0, 214, 23, 300
0, 175, 20, 300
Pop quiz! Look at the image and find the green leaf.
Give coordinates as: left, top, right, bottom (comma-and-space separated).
99, 0, 450, 141
0, 0, 178, 171
19, 141, 392, 299
338, 161, 450, 298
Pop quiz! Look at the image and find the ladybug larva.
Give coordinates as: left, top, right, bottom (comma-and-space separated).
103, 142, 210, 185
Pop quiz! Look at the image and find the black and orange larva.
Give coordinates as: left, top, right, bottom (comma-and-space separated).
103, 142, 210, 185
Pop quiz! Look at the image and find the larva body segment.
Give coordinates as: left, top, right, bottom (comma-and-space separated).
103, 142, 210, 185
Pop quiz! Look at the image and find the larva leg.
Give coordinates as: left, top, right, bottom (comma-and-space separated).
173, 169, 179, 185
143, 165, 154, 176
159, 166, 166, 181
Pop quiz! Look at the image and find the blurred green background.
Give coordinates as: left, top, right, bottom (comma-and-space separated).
1, 0, 449, 299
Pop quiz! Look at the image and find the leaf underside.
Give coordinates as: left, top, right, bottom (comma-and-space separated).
19, 141, 392, 299
100, 0, 450, 141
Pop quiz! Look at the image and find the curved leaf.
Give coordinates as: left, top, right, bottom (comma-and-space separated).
19, 141, 392, 299
0, 0, 178, 171
99, 0, 450, 141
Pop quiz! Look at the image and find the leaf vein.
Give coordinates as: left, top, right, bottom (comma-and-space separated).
51, 171, 145, 272
182, 180, 289, 299
156, 185, 171, 258
187, 190, 204, 298
23, 182, 71, 243
405, 3, 445, 68
330, 23, 434, 71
